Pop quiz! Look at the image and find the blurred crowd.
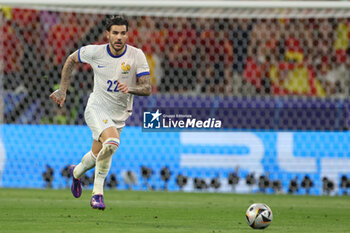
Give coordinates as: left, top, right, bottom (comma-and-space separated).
2, 8, 350, 97
2, 8, 350, 123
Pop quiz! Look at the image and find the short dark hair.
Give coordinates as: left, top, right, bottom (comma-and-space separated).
105, 15, 129, 31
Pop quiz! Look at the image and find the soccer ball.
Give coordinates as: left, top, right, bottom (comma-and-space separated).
245, 203, 273, 229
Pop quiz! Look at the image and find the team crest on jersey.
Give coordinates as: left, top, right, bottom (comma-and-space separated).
121, 62, 131, 74
103, 119, 108, 124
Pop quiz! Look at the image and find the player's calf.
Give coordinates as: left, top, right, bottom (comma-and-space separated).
73, 151, 96, 179
92, 138, 120, 197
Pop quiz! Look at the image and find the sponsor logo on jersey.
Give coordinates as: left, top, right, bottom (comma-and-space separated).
121, 62, 131, 74
103, 119, 108, 124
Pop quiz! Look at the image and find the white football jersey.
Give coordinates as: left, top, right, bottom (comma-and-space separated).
78, 43, 150, 122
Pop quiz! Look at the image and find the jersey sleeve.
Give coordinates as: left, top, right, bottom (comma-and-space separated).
135, 49, 150, 78
78, 45, 96, 64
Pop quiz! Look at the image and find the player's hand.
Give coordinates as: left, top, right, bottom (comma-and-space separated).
49, 89, 66, 108
117, 82, 129, 94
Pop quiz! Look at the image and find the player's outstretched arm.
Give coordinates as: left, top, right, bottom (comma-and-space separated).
119, 75, 152, 96
49, 51, 80, 107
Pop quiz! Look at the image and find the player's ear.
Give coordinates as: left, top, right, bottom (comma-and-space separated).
106, 30, 110, 39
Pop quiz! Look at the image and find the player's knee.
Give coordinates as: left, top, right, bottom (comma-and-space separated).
103, 137, 120, 154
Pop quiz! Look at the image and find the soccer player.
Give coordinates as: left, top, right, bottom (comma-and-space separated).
50, 16, 151, 210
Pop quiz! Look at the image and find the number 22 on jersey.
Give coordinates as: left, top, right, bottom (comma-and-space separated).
107, 80, 119, 92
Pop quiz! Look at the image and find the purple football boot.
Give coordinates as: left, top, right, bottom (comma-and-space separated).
70, 165, 82, 198
90, 194, 105, 210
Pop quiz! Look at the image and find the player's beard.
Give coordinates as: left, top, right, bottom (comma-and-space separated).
110, 40, 125, 54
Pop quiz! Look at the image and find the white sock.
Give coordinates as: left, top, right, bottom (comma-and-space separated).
73, 151, 96, 179
92, 138, 119, 195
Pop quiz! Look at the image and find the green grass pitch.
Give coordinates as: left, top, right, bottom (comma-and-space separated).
0, 188, 349, 233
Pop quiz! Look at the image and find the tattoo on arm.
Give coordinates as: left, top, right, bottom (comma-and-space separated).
128, 75, 152, 96
60, 51, 79, 92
